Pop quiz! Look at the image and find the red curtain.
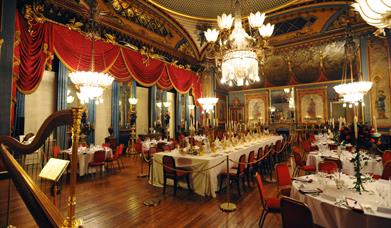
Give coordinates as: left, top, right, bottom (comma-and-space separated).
13, 13, 53, 94
13, 13, 202, 105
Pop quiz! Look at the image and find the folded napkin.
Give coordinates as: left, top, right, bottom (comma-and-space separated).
345, 198, 364, 213
377, 206, 391, 214
299, 188, 322, 194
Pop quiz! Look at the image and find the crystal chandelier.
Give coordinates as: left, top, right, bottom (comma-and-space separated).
204, 0, 274, 87
198, 97, 219, 113
69, 20, 114, 105
333, 23, 372, 107
352, 0, 391, 35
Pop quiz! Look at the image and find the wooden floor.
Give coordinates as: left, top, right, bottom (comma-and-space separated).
0, 156, 288, 228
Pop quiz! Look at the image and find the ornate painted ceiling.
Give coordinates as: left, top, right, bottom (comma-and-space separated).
146, 0, 298, 20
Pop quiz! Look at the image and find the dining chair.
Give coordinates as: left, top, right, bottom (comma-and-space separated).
324, 157, 343, 170
117, 144, 124, 168
280, 196, 314, 228
162, 145, 171, 152
255, 172, 281, 228
256, 147, 264, 175
219, 154, 246, 196
292, 146, 316, 177
162, 155, 192, 196
52, 145, 60, 158
318, 161, 338, 174
381, 160, 391, 180
105, 144, 123, 172
246, 151, 256, 186
275, 163, 292, 197
88, 150, 106, 178
383, 150, 391, 164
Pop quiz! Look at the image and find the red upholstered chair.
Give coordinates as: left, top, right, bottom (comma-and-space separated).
106, 144, 123, 171
52, 145, 61, 158
377, 160, 391, 180
162, 155, 192, 196
318, 161, 338, 174
255, 172, 281, 227
162, 145, 171, 152
275, 163, 292, 197
309, 132, 316, 143
246, 151, 256, 186
219, 154, 246, 196
383, 150, 391, 164
88, 150, 106, 177
292, 147, 316, 177
302, 140, 311, 153
324, 157, 343, 170
281, 196, 314, 228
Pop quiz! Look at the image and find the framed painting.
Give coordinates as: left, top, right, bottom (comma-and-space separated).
245, 92, 269, 124
229, 98, 244, 123
216, 93, 227, 124
297, 87, 327, 123
368, 38, 391, 128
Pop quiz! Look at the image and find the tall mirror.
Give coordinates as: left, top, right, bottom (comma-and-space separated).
270, 87, 295, 123
330, 101, 364, 123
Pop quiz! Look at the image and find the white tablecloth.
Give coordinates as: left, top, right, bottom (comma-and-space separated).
291, 174, 391, 228
306, 150, 383, 176
61, 146, 112, 176
151, 135, 282, 197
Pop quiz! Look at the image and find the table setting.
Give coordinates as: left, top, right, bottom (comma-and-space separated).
291, 172, 391, 227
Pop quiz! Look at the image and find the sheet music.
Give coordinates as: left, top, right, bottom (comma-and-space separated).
39, 158, 70, 182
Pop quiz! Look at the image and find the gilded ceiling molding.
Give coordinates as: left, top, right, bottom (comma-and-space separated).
23, 3, 46, 34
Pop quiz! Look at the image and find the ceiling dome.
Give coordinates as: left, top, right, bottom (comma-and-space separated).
148, 0, 298, 20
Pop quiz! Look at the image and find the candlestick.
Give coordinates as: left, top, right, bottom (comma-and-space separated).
354, 116, 358, 140
373, 115, 377, 132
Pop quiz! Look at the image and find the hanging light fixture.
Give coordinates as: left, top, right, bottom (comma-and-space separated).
69, 19, 114, 105
198, 97, 219, 114
352, 0, 391, 35
333, 21, 372, 107
204, 0, 274, 87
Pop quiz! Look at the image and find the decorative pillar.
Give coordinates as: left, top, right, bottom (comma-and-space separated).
185, 94, 190, 131
360, 36, 371, 123
0, 0, 16, 136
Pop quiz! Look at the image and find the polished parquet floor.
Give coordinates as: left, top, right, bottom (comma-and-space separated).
0, 156, 287, 228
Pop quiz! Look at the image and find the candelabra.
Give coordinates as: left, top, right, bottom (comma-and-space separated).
127, 97, 138, 156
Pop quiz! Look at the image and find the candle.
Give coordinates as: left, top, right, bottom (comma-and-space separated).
373, 116, 377, 132
354, 116, 358, 139
339, 117, 342, 129
332, 118, 335, 129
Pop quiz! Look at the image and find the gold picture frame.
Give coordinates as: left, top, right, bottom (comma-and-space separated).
245, 92, 269, 124
297, 87, 327, 123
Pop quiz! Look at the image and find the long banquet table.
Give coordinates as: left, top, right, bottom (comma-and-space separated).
291, 174, 391, 228
151, 135, 282, 197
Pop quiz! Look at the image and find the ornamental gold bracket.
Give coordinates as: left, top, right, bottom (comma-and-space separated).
23, 3, 45, 35
66, 18, 84, 32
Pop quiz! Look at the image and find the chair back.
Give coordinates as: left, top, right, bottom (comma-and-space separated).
309, 132, 315, 143
102, 143, 110, 148
264, 145, 269, 156
162, 145, 170, 152
248, 151, 255, 168
237, 154, 246, 174
302, 140, 311, 153
275, 163, 292, 187
163, 155, 176, 176
281, 197, 314, 228
93, 150, 106, 163
52, 145, 60, 158
383, 150, 391, 164
135, 142, 142, 153
318, 161, 338, 174
292, 147, 304, 167
117, 144, 124, 156
255, 172, 267, 209
257, 147, 264, 160
324, 157, 343, 170
381, 160, 391, 180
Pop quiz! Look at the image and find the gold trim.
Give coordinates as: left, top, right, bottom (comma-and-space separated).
148, 0, 300, 22
228, 79, 342, 94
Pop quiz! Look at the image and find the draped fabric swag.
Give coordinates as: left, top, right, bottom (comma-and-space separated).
13, 13, 202, 105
